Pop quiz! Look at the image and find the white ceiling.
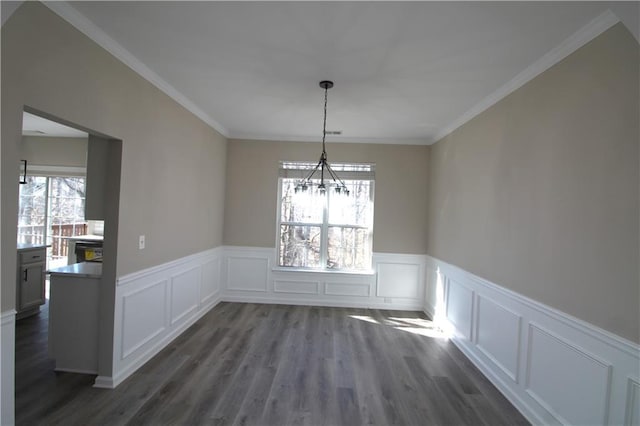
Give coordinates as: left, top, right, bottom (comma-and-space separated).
22, 112, 88, 138
44, 1, 638, 145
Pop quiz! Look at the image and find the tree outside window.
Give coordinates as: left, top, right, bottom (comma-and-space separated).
18, 176, 87, 267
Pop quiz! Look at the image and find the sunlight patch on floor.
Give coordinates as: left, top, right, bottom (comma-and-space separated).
389, 317, 451, 339
394, 325, 449, 339
348, 314, 451, 339
349, 315, 380, 324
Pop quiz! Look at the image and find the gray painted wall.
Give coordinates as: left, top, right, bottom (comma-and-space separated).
1, 3, 228, 378
427, 23, 640, 343
2, 2, 227, 308
224, 139, 429, 255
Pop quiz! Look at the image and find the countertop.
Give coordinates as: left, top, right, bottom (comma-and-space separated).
48, 262, 102, 278
17, 243, 50, 251
61, 234, 104, 241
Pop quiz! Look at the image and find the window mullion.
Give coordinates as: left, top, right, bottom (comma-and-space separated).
321, 191, 329, 269
326, 223, 369, 229
280, 221, 323, 227
44, 177, 51, 246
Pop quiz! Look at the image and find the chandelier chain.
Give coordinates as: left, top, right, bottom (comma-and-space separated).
294, 80, 349, 196
322, 84, 328, 154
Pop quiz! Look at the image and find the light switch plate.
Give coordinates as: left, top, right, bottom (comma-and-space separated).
139, 235, 145, 250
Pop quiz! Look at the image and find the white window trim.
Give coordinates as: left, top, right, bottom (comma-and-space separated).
271, 266, 376, 276
276, 161, 375, 272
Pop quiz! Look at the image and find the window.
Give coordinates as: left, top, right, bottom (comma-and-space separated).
277, 162, 374, 271
18, 175, 87, 268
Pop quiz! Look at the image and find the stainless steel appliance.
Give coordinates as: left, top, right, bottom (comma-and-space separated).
74, 240, 103, 263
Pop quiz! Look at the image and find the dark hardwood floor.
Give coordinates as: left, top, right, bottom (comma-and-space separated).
15, 301, 529, 425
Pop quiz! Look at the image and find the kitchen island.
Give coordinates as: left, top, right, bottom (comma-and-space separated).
48, 262, 102, 374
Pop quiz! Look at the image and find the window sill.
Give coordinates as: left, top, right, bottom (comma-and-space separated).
271, 267, 376, 277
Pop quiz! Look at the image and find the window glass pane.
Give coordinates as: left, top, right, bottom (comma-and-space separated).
328, 180, 372, 226
17, 176, 48, 246
279, 225, 321, 268
48, 177, 87, 266
327, 227, 371, 270
280, 178, 323, 223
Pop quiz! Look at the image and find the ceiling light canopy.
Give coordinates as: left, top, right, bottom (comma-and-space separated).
295, 81, 349, 195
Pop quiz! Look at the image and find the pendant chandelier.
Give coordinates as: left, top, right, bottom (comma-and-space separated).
295, 80, 349, 195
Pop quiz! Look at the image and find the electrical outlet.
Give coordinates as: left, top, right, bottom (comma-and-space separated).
139, 235, 145, 250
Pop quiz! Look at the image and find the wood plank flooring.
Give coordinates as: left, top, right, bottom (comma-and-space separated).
15, 301, 529, 425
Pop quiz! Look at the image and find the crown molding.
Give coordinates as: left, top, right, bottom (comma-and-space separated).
429, 9, 621, 144
1, 1, 25, 27
42, 1, 229, 138
41, 2, 622, 146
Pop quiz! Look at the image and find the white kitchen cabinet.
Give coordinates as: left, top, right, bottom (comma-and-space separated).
16, 245, 47, 319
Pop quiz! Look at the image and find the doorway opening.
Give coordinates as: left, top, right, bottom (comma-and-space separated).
14, 108, 122, 423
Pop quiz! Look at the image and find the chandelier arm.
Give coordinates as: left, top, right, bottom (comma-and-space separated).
301, 158, 323, 184
325, 162, 348, 188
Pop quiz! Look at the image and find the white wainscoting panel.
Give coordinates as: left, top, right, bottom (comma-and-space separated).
475, 295, 521, 383
222, 247, 425, 310
170, 267, 201, 325
121, 280, 167, 358
626, 378, 640, 426
325, 282, 370, 297
426, 255, 640, 426
273, 280, 319, 295
376, 262, 420, 299
200, 258, 220, 305
102, 247, 222, 389
526, 323, 612, 425
423, 265, 438, 319
227, 256, 268, 292
1, 310, 16, 426
446, 279, 473, 341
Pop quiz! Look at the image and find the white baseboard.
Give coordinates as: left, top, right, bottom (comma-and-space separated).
221, 246, 426, 311
1, 310, 16, 426
55, 367, 98, 375
425, 255, 640, 426
93, 375, 115, 389
222, 294, 423, 311
423, 304, 435, 320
